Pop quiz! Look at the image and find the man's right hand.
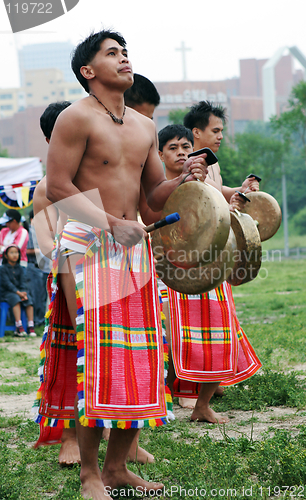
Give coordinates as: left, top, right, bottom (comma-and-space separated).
182, 155, 209, 182
111, 219, 148, 248
229, 192, 247, 212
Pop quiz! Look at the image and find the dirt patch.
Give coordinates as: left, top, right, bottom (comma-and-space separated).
0, 392, 37, 419
0, 337, 41, 357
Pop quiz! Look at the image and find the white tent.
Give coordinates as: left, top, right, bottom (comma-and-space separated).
0, 157, 43, 209
0, 157, 43, 185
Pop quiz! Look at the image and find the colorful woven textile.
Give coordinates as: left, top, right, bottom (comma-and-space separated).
75, 231, 173, 428
33, 252, 78, 446
168, 282, 261, 397
34, 229, 173, 438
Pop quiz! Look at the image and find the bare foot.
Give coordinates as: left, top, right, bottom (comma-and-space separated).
59, 428, 81, 465
179, 397, 197, 409
81, 471, 111, 500
214, 386, 225, 397
102, 466, 163, 496
102, 428, 110, 441
127, 445, 154, 464
190, 406, 229, 424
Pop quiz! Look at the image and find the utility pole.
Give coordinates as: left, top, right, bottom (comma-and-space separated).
175, 41, 191, 81
281, 162, 289, 258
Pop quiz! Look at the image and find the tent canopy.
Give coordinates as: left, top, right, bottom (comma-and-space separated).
0, 157, 43, 186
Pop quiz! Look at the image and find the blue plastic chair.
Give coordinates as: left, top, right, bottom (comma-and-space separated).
0, 302, 28, 337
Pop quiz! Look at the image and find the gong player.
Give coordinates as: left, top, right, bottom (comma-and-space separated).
139, 120, 262, 424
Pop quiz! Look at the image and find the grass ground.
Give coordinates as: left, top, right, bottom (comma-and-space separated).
0, 258, 305, 499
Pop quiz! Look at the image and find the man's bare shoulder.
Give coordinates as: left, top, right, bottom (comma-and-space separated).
126, 107, 156, 129
54, 97, 93, 129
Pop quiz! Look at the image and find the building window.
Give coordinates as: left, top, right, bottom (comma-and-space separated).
26, 82, 32, 86
0, 105, 13, 110
0, 94, 13, 100
27, 93, 33, 97
69, 88, 82, 95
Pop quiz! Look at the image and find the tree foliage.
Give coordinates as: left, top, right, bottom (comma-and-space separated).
0, 144, 9, 157
270, 80, 306, 163
168, 108, 189, 125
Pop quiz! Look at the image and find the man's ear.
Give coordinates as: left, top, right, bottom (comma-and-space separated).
80, 65, 95, 82
158, 150, 164, 162
192, 127, 200, 139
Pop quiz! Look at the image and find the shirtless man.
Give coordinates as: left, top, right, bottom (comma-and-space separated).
140, 122, 261, 425
35, 77, 161, 465
33, 100, 84, 466
41, 30, 208, 500
181, 101, 260, 421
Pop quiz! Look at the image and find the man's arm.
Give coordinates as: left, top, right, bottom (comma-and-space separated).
138, 186, 162, 226
222, 177, 260, 203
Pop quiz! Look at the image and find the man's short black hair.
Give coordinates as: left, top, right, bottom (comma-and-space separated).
124, 74, 160, 107
184, 101, 227, 131
40, 101, 71, 140
71, 30, 126, 93
158, 124, 194, 152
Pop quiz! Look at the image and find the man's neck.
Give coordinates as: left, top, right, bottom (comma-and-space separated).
89, 84, 126, 116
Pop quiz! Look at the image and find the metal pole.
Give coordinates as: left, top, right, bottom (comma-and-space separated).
281, 162, 289, 257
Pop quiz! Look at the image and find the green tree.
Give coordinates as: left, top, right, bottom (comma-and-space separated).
270, 80, 306, 165
168, 108, 189, 124
0, 143, 9, 157
219, 122, 284, 195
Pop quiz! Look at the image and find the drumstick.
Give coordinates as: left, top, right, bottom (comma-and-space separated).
145, 212, 180, 233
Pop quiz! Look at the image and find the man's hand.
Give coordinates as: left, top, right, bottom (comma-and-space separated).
111, 219, 148, 248
229, 192, 247, 212
241, 176, 259, 193
17, 291, 28, 301
182, 155, 208, 182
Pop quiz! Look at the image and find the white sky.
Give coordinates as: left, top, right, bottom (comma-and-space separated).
0, 0, 306, 88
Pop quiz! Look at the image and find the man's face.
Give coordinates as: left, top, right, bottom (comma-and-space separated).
193, 114, 224, 153
85, 38, 133, 90
159, 136, 193, 177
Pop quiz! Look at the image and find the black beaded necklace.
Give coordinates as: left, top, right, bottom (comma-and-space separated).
90, 93, 126, 125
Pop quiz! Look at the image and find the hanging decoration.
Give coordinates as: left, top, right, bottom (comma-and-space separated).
0, 180, 38, 209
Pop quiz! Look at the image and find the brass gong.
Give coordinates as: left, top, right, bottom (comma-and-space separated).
226, 211, 262, 286
240, 191, 282, 242
152, 226, 237, 295
159, 181, 231, 269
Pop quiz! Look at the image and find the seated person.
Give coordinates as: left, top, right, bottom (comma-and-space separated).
0, 245, 36, 337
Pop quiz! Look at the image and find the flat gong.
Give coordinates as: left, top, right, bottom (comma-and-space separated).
227, 211, 262, 286
240, 191, 282, 242
159, 181, 230, 269
152, 226, 237, 295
